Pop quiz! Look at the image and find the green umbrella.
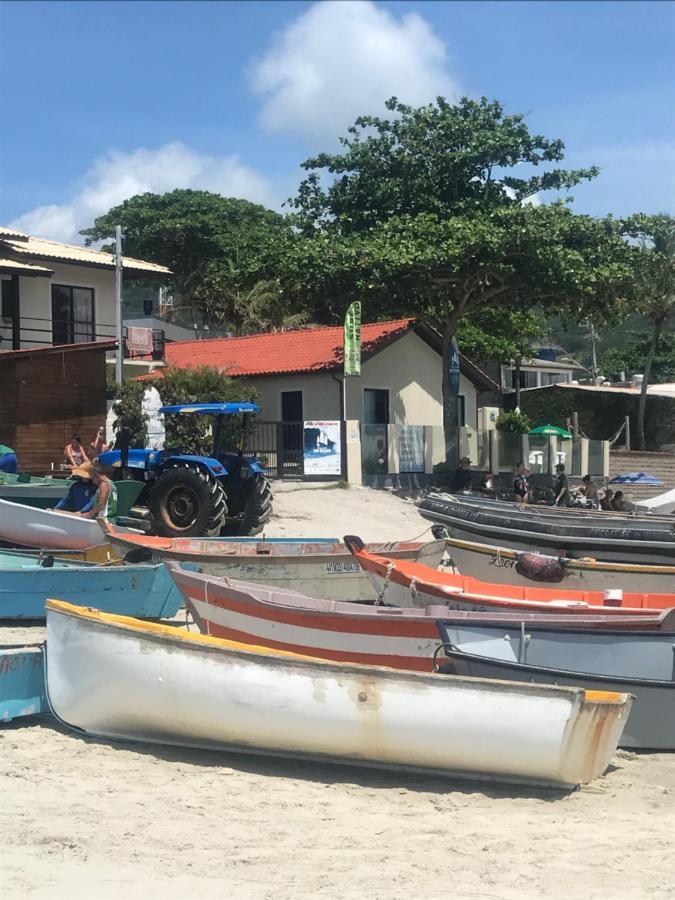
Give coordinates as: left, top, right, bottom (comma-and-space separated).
529, 424, 573, 438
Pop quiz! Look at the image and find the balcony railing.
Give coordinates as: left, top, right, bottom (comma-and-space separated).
0, 316, 165, 360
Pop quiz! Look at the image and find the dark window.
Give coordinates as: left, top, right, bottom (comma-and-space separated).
281, 390, 303, 422
1, 280, 14, 320
458, 395, 466, 427
51, 285, 95, 344
510, 368, 537, 390
363, 389, 389, 424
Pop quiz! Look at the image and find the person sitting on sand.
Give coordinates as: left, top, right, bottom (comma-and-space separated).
612, 491, 626, 512
451, 457, 472, 493
581, 474, 600, 508
600, 489, 614, 511
64, 434, 89, 471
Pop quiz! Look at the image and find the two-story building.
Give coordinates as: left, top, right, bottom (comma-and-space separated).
0, 226, 170, 366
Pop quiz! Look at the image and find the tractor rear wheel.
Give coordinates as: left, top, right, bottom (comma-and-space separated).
149, 464, 227, 538
225, 473, 273, 536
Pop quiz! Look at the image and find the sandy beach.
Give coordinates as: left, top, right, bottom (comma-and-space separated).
2, 485, 674, 899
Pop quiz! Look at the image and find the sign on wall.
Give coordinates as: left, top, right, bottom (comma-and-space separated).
303, 421, 342, 475
399, 425, 425, 473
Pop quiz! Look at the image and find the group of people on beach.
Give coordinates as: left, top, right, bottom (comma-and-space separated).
451, 457, 626, 510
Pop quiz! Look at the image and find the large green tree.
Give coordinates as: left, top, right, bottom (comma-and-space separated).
619, 213, 675, 449
279, 97, 633, 461
81, 189, 290, 328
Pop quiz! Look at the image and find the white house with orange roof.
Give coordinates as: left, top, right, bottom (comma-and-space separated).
152, 319, 498, 483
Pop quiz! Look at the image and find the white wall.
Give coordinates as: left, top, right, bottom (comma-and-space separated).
346, 330, 477, 428
1, 263, 116, 348
245, 372, 342, 421
243, 330, 478, 429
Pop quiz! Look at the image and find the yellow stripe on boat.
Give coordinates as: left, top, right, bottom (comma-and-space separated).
45, 598, 322, 661
584, 690, 625, 703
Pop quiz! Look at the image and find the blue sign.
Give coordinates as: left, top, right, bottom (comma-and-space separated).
448, 337, 460, 396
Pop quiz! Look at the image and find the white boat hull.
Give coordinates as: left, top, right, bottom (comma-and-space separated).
445, 539, 675, 594
0, 499, 105, 550
45, 601, 631, 789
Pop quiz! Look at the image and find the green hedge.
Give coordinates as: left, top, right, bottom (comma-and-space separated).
519, 386, 675, 449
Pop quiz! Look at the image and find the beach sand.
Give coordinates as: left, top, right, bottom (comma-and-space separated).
2, 485, 674, 899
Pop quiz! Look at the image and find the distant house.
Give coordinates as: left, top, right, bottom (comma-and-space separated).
500, 357, 586, 393
149, 318, 498, 481
0, 226, 170, 375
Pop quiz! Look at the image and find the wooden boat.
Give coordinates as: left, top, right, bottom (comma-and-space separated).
0, 552, 182, 618
345, 536, 675, 615
419, 494, 675, 564
168, 565, 675, 673
0, 644, 45, 722
0, 499, 106, 550
0, 473, 69, 509
44, 599, 631, 788
443, 535, 675, 594
102, 521, 444, 603
437, 620, 675, 749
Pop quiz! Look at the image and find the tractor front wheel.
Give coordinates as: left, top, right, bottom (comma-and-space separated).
149, 465, 227, 538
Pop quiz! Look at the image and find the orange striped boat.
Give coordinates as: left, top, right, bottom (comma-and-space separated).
167, 565, 675, 673
344, 536, 675, 615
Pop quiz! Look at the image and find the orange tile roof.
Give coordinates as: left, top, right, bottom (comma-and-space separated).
164, 319, 415, 377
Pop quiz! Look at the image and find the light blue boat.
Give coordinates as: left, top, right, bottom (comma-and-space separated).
0, 645, 46, 722
0, 550, 182, 619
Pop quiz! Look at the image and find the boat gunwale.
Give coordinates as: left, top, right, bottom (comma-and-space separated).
419, 507, 675, 551
45, 599, 628, 706
441, 645, 675, 689
172, 566, 675, 634
444, 536, 675, 575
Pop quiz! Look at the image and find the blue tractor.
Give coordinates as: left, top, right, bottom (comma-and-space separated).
99, 402, 273, 537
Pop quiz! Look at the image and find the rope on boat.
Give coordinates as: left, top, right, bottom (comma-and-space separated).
375, 562, 394, 606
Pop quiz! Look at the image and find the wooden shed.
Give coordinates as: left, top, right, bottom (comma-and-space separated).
0, 341, 114, 472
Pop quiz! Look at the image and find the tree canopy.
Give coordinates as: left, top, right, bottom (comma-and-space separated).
276, 96, 633, 460
81, 189, 290, 326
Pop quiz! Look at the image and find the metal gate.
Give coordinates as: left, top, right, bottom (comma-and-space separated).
247, 421, 344, 480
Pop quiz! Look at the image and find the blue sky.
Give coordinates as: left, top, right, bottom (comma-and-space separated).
1, 0, 673, 243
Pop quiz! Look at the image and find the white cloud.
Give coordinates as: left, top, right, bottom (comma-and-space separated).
9, 143, 275, 244
249, 0, 459, 143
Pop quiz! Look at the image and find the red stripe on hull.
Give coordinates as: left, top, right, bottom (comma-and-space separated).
175, 581, 440, 638
198, 618, 434, 672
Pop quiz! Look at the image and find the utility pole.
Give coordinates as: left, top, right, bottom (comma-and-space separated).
589, 321, 598, 384
115, 225, 123, 387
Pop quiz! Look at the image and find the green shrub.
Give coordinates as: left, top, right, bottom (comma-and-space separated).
496, 410, 532, 434
111, 367, 258, 453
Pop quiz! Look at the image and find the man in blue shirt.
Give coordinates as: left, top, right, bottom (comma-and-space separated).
53, 462, 97, 513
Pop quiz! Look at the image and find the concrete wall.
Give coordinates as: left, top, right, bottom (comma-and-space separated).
1, 263, 117, 348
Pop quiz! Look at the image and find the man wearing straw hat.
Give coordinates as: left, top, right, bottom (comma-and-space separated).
53, 461, 97, 514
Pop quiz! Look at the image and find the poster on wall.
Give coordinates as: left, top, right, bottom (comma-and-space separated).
399, 425, 425, 473
303, 421, 342, 475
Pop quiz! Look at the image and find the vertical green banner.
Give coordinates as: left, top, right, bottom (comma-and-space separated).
343, 301, 362, 376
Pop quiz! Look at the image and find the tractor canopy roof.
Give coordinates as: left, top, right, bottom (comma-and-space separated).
159, 402, 260, 416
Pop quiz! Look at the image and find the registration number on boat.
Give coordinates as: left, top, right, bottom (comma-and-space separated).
325, 561, 361, 575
